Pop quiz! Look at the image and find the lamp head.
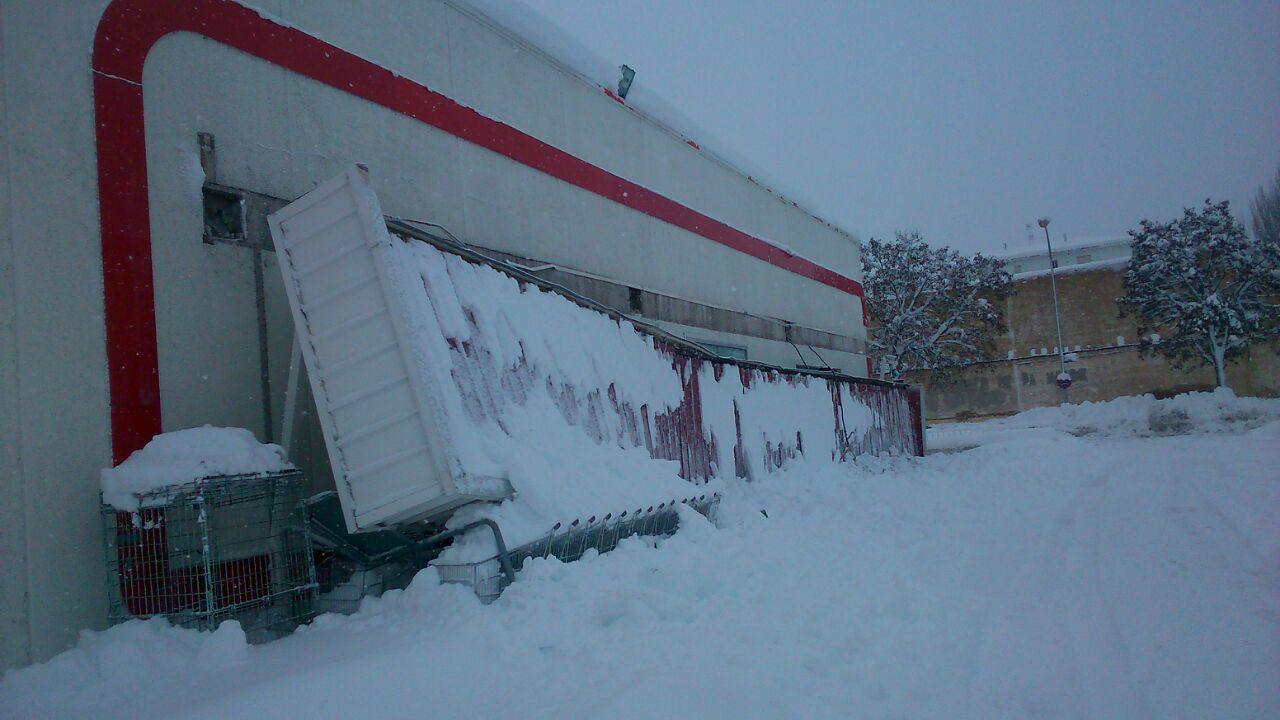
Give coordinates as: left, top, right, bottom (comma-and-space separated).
1037, 217, 1051, 229
618, 65, 636, 99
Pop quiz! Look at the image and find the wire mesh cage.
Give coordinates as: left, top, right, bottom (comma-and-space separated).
101, 470, 318, 642
312, 556, 418, 616
434, 493, 720, 603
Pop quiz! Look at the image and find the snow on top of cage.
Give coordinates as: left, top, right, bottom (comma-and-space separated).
100, 426, 292, 510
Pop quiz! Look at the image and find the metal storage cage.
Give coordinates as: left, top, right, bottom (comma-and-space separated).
305, 491, 425, 615
101, 470, 318, 642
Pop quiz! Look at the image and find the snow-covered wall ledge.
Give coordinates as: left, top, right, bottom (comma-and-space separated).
382, 234, 922, 556
270, 167, 921, 551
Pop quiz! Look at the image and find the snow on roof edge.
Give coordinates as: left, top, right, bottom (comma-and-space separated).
997, 235, 1131, 260
446, 0, 858, 243
1010, 256, 1130, 281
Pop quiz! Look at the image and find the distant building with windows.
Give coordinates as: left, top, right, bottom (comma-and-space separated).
1001, 235, 1132, 278
906, 235, 1278, 420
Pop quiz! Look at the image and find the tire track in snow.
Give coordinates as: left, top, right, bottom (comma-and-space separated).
1093, 438, 1280, 718
962, 441, 1155, 718
1068, 461, 1155, 718
963, 474, 1092, 717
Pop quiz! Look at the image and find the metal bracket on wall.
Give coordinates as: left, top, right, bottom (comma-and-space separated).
200, 130, 289, 250
198, 131, 217, 181
196, 133, 293, 442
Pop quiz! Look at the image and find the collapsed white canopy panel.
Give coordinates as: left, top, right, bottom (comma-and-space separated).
271, 167, 915, 548
269, 167, 513, 532
269, 167, 699, 534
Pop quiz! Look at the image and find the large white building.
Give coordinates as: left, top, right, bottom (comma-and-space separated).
999, 235, 1132, 279
0, 1, 870, 669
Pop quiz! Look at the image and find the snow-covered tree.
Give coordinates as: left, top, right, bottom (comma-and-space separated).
862, 231, 1013, 381
1119, 199, 1280, 388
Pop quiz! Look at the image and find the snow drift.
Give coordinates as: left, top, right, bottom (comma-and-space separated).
6, 398, 1276, 719
269, 167, 922, 557
930, 388, 1280, 449
1010, 387, 1280, 437
392, 232, 921, 559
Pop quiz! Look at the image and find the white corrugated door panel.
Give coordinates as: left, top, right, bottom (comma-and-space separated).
269, 166, 462, 532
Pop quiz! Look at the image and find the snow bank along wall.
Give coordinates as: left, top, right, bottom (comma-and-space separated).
271, 168, 921, 549
1, 0, 873, 669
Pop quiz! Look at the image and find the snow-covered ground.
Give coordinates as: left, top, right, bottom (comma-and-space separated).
4, 392, 1277, 719
927, 388, 1280, 452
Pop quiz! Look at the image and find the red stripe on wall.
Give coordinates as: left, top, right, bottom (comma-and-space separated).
92, 0, 865, 462
92, 69, 161, 463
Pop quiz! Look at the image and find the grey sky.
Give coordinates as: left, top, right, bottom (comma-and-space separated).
522, 0, 1280, 253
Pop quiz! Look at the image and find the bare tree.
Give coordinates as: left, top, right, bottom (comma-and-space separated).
1250, 164, 1280, 245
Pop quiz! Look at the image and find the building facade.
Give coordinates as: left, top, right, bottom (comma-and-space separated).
0, 0, 870, 669
909, 237, 1279, 420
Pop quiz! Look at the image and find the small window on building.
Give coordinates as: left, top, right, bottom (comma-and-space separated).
696, 341, 748, 360
627, 287, 643, 314
1051, 259, 1059, 268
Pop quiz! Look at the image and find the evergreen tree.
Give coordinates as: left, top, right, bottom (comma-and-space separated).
1119, 200, 1280, 388
862, 231, 1013, 381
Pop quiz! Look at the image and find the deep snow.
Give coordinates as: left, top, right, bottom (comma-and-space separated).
5, 395, 1277, 719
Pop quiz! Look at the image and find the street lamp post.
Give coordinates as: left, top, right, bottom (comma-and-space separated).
1038, 217, 1070, 403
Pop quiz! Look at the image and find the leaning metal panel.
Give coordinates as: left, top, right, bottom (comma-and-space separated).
269, 167, 512, 534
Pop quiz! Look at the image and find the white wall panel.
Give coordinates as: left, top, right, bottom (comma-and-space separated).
1, 0, 114, 670
0, 8, 30, 670
1, 0, 868, 669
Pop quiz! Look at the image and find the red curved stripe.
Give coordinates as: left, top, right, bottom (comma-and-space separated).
92, 0, 864, 461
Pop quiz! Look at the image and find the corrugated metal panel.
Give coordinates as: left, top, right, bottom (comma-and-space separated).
268, 167, 508, 533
